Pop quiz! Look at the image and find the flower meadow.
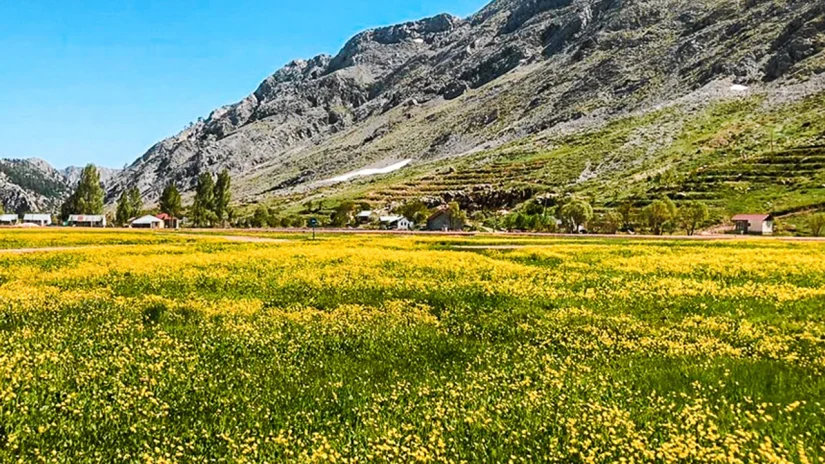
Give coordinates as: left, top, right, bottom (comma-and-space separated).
0, 231, 824, 463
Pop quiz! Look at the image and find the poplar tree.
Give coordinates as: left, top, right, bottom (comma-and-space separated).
128, 187, 143, 218
159, 183, 183, 219
191, 172, 217, 227
115, 186, 142, 226
63, 165, 104, 216
214, 169, 232, 227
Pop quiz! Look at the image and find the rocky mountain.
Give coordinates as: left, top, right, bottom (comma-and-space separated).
0, 159, 120, 213
110, 0, 825, 214
61, 166, 121, 188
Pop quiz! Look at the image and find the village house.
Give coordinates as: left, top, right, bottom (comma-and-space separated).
68, 214, 107, 228
732, 214, 774, 235
0, 214, 19, 226
427, 208, 464, 231
23, 214, 52, 227
155, 213, 180, 230
130, 215, 165, 229
379, 215, 413, 231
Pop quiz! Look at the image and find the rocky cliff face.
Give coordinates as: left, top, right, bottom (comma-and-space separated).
61, 166, 121, 188
109, 0, 825, 206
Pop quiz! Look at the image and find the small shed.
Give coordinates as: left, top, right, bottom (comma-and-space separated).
68, 215, 107, 228
0, 214, 19, 226
23, 214, 52, 226
130, 215, 165, 229
380, 215, 413, 231
356, 211, 375, 224
732, 214, 774, 235
427, 209, 464, 231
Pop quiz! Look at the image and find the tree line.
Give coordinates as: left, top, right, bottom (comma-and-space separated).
232, 196, 707, 235
486, 197, 712, 236
48, 166, 825, 236
57, 165, 233, 227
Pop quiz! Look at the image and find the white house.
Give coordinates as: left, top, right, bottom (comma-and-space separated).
0, 214, 18, 226
130, 215, 165, 229
380, 215, 413, 231
68, 215, 107, 228
22, 214, 52, 226
732, 214, 774, 235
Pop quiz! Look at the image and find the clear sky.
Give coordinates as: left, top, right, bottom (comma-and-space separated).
0, 0, 488, 169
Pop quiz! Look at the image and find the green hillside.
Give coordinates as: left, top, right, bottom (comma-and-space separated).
260, 87, 825, 234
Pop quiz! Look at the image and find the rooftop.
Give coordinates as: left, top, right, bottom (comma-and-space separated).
732, 214, 773, 222
131, 215, 163, 225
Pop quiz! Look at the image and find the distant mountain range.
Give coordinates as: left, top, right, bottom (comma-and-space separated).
4, 0, 825, 221
0, 158, 119, 213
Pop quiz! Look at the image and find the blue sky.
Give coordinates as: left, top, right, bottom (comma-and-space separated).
0, 0, 487, 169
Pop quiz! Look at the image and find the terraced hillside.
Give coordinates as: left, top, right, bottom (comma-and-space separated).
275, 85, 825, 229
644, 146, 825, 213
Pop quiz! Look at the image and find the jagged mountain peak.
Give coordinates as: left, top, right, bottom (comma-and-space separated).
108, 0, 825, 210
325, 13, 465, 76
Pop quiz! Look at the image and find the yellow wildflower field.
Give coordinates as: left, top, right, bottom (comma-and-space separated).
0, 231, 823, 462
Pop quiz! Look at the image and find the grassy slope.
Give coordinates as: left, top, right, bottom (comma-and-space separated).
263, 86, 825, 231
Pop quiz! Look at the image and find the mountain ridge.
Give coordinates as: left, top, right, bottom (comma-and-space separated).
106, 0, 824, 215
0, 158, 120, 213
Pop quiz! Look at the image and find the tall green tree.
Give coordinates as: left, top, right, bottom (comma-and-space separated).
59, 196, 75, 221
643, 198, 678, 235
558, 200, 593, 233
679, 201, 709, 236
115, 187, 142, 226
116, 191, 129, 226
214, 170, 232, 226
159, 183, 183, 219
128, 187, 143, 217
64, 164, 104, 216
191, 172, 217, 228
